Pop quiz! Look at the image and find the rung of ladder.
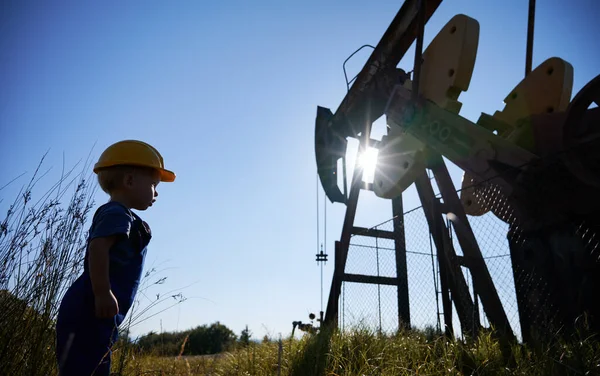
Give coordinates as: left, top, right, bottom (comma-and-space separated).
342, 273, 398, 286
351, 226, 396, 239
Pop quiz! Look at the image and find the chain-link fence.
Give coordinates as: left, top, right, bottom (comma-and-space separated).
337, 167, 600, 343
339, 204, 523, 340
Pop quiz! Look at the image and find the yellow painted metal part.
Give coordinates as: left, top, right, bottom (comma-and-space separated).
374, 14, 480, 199
415, 14, 479, 112
460, 57, 574, 216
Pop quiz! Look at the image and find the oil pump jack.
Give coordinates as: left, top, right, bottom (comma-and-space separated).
315, 0, 600, 343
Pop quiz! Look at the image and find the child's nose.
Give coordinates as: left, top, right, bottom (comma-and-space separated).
154, 190, 158, 197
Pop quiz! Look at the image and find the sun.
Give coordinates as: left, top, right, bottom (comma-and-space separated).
358, 147, 379, 183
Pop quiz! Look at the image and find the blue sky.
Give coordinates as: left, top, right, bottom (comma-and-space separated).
1, 0, 599, 341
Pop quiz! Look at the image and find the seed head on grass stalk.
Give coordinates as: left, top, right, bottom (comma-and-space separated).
111, 267, 189, 375
0, 152, 97, 376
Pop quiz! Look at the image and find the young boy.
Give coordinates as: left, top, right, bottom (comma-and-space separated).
56, 140, 175, 376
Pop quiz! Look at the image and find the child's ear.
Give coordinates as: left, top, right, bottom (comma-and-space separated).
123, 172, 135, 188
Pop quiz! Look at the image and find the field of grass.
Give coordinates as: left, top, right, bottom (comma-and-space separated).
2, 159, 599, 375
110, 325, 600, 376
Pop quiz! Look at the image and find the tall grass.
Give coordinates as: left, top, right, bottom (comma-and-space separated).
0, 155, 186, 375
113, 324, 599, 375
0, 155, 97, 375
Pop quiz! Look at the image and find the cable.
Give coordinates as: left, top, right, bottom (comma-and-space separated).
324, 192, 328, 314
323, 180, 327, 315
317, 174, 321, 312
319, 249, 323, 314
376, 236, 382, 332
316, 173, 320, 255
316, 174, 329, 314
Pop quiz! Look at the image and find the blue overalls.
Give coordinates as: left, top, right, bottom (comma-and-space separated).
56, 201, 151, 376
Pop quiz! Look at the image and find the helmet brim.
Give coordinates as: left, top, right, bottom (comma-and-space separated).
160, 168, 176, 182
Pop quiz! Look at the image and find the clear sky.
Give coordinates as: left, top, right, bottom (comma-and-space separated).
1, 0, 599, 341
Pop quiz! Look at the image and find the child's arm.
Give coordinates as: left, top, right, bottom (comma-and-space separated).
88, 235, 119, 319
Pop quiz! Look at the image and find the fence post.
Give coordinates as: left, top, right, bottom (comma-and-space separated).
278, 336, 282, 376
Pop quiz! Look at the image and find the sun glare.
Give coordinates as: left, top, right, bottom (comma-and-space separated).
358, 147, 379, 184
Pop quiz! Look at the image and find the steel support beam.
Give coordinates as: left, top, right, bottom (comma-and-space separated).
415, 172, 477, 338
351, 227, 396, 239
392, 196, 410, 329
429, 155, 514, 341
343, 274, 399, 286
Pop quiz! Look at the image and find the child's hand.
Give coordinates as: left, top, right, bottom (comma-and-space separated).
95, 290, 119, 319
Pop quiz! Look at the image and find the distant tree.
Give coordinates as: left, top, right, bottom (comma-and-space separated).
136, 321, 237, 356
187, 321, 237, 355
262, 334, 271, 344
137, 331, 161, 352
137, 330, 188, 356
239, 325, 251, 347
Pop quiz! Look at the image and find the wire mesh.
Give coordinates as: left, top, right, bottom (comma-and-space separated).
339, 204, 525, 339
337, 169, 600, 344
340, 208, 445, 335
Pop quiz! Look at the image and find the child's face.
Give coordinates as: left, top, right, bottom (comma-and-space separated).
124, 168, 161, 210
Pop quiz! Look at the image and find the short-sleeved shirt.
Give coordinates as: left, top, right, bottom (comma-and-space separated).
58, 201, 151, 328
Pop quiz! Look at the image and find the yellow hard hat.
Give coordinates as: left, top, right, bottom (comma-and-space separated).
93, 140, 176, 182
